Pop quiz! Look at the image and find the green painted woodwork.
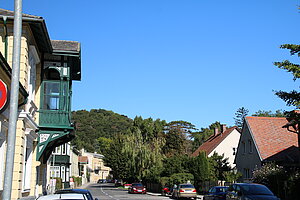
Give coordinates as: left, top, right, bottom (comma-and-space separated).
36, 51, 81, 163
36, 129, 74, 162
49, 155, 70, 164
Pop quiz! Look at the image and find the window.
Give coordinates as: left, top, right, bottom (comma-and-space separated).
43, 82, 60, 110
61, 166, 65, 182
233, 147, 236, 155
248, 140, 253, 153
242, 141, 246, 154
62, 143, 66, 155
50, 166, 60, 178
22, 136, 33, 191
53, 146, 61, 155
244, 168, 250, 179
28, 46, 39, 103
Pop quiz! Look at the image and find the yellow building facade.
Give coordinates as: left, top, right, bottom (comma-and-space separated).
0, 8, 81, 199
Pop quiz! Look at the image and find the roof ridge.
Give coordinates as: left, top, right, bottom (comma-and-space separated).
246, 116, 286, 119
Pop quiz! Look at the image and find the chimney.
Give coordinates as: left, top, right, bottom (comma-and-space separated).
214, 127, 218, 136
221, 124, 227, 134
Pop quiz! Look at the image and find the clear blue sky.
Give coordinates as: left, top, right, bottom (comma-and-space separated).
3, 0, 300, 129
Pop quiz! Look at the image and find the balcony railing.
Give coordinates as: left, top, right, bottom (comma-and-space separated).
39, 109, 72, 128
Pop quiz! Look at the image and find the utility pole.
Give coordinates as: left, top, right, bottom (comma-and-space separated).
2, 0, 23, 199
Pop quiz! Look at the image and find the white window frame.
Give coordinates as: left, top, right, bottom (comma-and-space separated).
28, 46, 39, 103
50, 166, 60, 178
22, 134, 34, 192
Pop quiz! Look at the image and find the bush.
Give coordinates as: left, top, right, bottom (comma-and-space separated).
54, 177, 63, 190
169, 173, 194, 186
71, 176, 82, 188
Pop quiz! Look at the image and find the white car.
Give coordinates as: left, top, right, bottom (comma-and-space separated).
36, 193, 86, 200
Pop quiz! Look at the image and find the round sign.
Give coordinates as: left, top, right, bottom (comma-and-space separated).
0, 79, 8, 111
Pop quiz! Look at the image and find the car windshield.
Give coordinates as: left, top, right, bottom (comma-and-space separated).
241, 185, 274, 195
180, 184, 195, 189
216, 187, 228, 193
132, 183, 143, 187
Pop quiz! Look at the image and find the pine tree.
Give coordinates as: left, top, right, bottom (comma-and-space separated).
274, 44, 300, 150
234, 107, 249, 129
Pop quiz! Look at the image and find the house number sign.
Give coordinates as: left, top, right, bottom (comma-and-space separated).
0, 79, 8, 112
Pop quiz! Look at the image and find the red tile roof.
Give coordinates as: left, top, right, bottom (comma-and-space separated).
246, 116, 299, 160
78, 156, 88, 164
192, 126, 239, 157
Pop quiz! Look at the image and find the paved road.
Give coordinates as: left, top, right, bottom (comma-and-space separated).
86, 183, 171, 200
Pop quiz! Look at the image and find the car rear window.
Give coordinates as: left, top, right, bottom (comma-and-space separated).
132, 183, 143, 187
180, 184, 195, 188
216, 187, 228, 192
241, 185, 274, 195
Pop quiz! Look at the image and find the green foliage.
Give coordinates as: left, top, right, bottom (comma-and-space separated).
252, 162, 285, 186
71, 109, 133, 152
274, 44, 300, 108
96, 137, 113, 155
161, 155, 190, 177
160, 177, 171, 187
71, 176, 82, 187
164, 121, 198, 156
190, 152, 211, 185
252, 162, 286, 199
223, 171, 242, 183
209, 152, 232, 181
103, 133, 131, 180
252, 110, 286, 117
234, 107, 248, 129
102, 116, 166, 182
169, 173, 194, 186
54, 177, 62, 190
191, 121, 221, 151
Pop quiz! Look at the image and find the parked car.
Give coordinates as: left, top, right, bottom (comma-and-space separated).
36, 193, 85, 200
203, 186, 228, 200
124, 183, 132, 189
115, 179, 123, 187
172, 183, 197, 199
162, 186, 171, 196
55, 189, 98, 200
128, 183, 147, 194
97, 179, 106, 183
226, 183, 280, 200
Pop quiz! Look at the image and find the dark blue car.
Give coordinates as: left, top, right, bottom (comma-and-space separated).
204, 186, 228, 200
226, 183, 280, 200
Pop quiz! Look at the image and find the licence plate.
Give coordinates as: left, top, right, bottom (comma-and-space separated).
138, 190, 142, 192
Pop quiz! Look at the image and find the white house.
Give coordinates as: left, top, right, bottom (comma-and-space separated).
192, 125, 241, 168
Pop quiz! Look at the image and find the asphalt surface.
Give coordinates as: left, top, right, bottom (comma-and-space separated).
84, 183, 172, 200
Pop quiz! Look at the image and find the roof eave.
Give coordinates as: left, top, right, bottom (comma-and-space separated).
0, 15, 52, 53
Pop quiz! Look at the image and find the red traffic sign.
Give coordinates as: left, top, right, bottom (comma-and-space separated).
0, 79, 8, 111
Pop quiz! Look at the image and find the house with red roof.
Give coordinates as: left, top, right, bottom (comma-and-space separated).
235, 116, 300, 181
192, 125, 241, 168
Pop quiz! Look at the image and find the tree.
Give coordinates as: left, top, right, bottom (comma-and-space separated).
252, 110, 285, 117
191, 121, 221, 151
234, 107, 249, 129
209, 152, 232, 181
274, 44, 300, 150
189, 151, 212, 192
164, 121, 198, 156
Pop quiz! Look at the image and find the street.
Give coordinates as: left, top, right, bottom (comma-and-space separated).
86, 183, 171, 200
